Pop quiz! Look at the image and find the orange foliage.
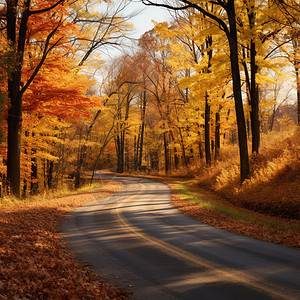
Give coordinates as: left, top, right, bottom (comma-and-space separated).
23, 56, 102, 121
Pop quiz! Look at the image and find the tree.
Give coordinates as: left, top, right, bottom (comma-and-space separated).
20, 53, 101, 195
1, 0, 134, 195
142, 0, 250, 182
72, 0, 135, 67
4, 0, 73, 196
272, 0, 300, 124
138, 29, 181, 173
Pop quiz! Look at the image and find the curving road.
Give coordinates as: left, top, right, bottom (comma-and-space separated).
62, 173, 300, 300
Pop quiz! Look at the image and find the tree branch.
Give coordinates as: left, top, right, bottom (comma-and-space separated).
29, 0, 65, 15
20, 23, 62, 95
264, 38, 293, 59
142, 0, 230, 36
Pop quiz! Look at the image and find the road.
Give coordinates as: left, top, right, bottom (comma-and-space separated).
62, 174, 300, 300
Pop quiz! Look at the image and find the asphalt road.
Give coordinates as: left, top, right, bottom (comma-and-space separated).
62, 173, 300, 300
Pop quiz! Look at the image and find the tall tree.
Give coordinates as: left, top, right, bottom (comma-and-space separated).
4, 0, 71, 196
272, 0, 300, 124
143, 0, 250, 182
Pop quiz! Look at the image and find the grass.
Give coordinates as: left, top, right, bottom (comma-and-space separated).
169, 179, 299, 248
0, 181, 102, 208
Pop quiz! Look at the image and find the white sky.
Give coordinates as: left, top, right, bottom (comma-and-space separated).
128, 1, 170, 38
99, 1, 171, 60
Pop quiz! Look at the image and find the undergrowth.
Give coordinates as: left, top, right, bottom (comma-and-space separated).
0, 181, 101, 208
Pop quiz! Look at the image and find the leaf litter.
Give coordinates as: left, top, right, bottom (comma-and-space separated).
0, 180, 131, 299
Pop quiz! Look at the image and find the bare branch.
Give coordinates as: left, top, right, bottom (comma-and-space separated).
142, 0, 230, 36
20, 22, 62, 95
29, 0, 65, 15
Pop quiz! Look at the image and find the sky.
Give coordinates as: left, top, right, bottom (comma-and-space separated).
99, 1, 171, 60
128, 1, 171, 38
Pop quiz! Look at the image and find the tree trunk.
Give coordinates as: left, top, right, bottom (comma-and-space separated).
75, 144, 86, 189
150, 150, 159, 171
6, 2, 30, 197
227, 2, 250, 183
30, 132, 38, 194
115, 132, 124, 173
30, 153, 38, 195
134, 134, 139, 171
47, 160, 54, 189
215, 111, 220, 159
249, 39, 260, 153
295, 62, 300, 125
174, 148, 179, 169
74, 128, 82, 189
197, 130, 204, 160
163, 132, 169, 173
138, 91, 146, 170
7, 102, 22, 197
205, 95, 211, 165
0, 174, 5, 197
178, 127, 188, 167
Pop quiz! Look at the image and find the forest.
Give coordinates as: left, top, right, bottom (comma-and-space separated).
0, 0, 299, 298
0, 0, 299, 213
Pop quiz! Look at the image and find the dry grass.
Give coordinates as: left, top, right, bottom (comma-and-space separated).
0, 179, 130, 299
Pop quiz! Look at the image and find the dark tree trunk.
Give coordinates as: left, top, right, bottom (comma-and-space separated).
295, 62, 300, 125
22, 130, 29, 198
75, 145, 86, 189
205, 95, 211, 165
215, 111, 220, 159
6, 2, 31, 197
178, 127, 188, 167
150, 150, 159, 171
138, 91, 146, 170
204, 36, 212, 166
174, 148, 179, 169
22, 179, 27, 198
227, 2, 250, 182
0, 174, 5, 197
30, 132, 38, 194
163, 132, 169, 173
30, 153, 38, 195
74, 129, 82, 189
115, 131, 125, 173
249, 39, 260, 153
241, 6, 260, 153
7, 92, 22, 197
134, 135, 139, 171
47, 160, 54, 189
197, 130, 204, 160
125, 140, 129, 172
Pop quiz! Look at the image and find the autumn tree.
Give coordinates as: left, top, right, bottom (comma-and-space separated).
270, 0, 300, 125
0, 0, 135, 195
20, 53, 101, 195
2, 0, 75, 196
142, 0, 250, 182
72, 0, 135, 67
156, 14, 218, 165
101, 54, 143, 173
138, 29, 182, 173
